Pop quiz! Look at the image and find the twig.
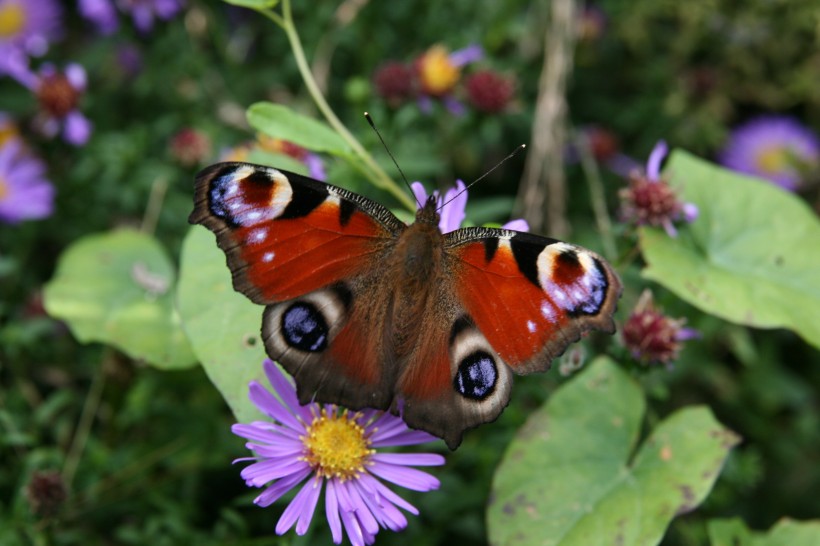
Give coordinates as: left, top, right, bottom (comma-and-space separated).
574, 129, 617, 259
516, 0, 577, 237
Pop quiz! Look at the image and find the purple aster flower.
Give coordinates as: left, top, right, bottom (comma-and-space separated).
618, 140, 698, 237
14, 62, 92, 146
117, 0, 184, 34
719, 115, 820, 191
0, 0, 62, 75
78, 0, 119, 35
0, 138, 55, 224
415, 44, 483, 116
411, 179, 529, 233
233, 360, 445, 546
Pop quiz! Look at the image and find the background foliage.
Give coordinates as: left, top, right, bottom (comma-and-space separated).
2, 0, 819, 545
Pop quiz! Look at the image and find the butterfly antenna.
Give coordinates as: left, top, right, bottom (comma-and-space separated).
365, 112, 421, 207
439, 144, 526, 210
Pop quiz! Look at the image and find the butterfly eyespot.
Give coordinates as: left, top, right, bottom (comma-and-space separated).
454, 351, 497, 400
281, 302, 329, 352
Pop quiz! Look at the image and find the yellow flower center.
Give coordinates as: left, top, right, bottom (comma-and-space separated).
755, 146, 790, 174
0, 121, 18, 148
0, 176, 9, 200
0, 2, 26, 38
419, 46, 460, 96
302, 409, 373, 480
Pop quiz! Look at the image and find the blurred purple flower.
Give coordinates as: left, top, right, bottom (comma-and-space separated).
619, 140, 698, 237
118, 0, 184, 33
233, 360, 444, 546
415, 44, 483, 116
719, 115, 820, 191
0, 0, 62, 75
14, 63, 92, 146
411, 179, 529, 233
0, 138, 54, 224
78, 0, 119, 35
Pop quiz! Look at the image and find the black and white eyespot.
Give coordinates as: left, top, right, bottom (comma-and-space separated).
537, 242, 609, 316
449, 319, 512, 407
262, 286, 350, 356
207, 166, 294, 228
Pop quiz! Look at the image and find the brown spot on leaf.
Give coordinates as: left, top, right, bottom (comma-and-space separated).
660, 445, 673, 461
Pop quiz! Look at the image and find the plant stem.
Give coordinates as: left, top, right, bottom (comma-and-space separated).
63, 353, 107, 489
260, 0, 414, 211
574, 130, 617, 260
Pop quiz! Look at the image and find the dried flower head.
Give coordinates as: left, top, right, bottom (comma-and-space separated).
25, 470, 67, 518
622, 290, 698, 366
465, 69, 514, 113
619, 140, 698, 237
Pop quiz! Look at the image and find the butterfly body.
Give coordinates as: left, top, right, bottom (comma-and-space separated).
191, 162, 622, 449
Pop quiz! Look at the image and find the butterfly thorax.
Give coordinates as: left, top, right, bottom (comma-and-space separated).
389, 199, 445, 355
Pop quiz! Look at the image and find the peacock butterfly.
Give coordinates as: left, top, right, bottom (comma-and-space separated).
190, 162, 622, 449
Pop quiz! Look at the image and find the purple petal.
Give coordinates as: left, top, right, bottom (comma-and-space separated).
305, 153, 326, 181
368, 462, 441, 491
248, 382, 305, 434
64, 111, 92, 146
351, 480, 407, 531
263, 360, 313, 423
676, 327, 701, 341
326, 479, 344, 544
371, 453, 445, 467
646, 140, 668, 181
682, 202, 699, 223
443, 95, 466, 117
417, 95, 434, 115
275, 478, 322, 535
662, 218, 678, 238
65, 64, 87, 91
254, 467, 312, 507
240, 457, 309, 487
338, 501, 366, 546
502, 218, 529, 232
371, 428, 440, 448
337, 480, 379, 535
231, 422, 302, 447
78, 0, 119, 35
449, 44, 484, 66
410, 182, 428, 209
439, 179, 467, 232
358, 473, 418, 515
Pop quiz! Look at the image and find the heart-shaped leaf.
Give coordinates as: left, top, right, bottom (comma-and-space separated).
487, 357, 738, 546
708, 517, 820, 546
43, 229, 196, 369
177, 225, 267, 423
640, 150, 820, 349
247, 102, 351, 157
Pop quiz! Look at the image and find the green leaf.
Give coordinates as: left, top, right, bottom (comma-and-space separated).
177, 226, 268, 423
247, 102, 351, 156
222, 0, 279, 9
640, 150, 820, 349
43, 230, 196, 369
708, 517, 820, 546
487, 358, 738, 546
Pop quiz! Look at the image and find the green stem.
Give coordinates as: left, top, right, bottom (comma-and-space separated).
574, 129, 618, 260
63, 354, 107, 489
259, 0, 414, 211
